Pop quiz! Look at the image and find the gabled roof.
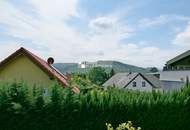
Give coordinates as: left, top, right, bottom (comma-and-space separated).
140, 73, 161, 88
167, 50, 190, 65
103, 72, 161, 88
103, 73, 130, 89
0, 47, 68, 86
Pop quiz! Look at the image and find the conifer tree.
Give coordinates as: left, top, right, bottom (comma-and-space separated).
109, 68, 115, 78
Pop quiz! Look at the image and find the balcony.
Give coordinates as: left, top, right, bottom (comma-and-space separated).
163, 66, 190, 71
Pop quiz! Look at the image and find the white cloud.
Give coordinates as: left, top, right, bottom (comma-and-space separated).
89, 17, 117, 30
105, 43, 180, 67
0, 1, 183, 68
173, 22, 190, 47
138, 15, 169, 28
88, 16, 134, 39
0, 42, 22, 61
138, 15, 190, 28
0, 0, 84, 60
29, 0, 78, 19
175, 15, 190, 21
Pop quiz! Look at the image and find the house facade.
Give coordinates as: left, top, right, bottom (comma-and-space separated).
103, 73, 161, 92
160, 50, 190, 91
163, 50, 190, 71
0, 47, 68, 88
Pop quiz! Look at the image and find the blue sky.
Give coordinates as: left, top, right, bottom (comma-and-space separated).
0, 0, 190, 68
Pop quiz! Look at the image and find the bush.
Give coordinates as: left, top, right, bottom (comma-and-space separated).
0, 82, 189, 130
88, 67, 109, 85
106, 121, 141, 130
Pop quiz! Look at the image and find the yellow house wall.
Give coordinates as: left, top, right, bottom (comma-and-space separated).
0, 54, 53, 88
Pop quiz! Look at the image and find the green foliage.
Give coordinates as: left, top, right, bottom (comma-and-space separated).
0, 82, 190, 130
106, 121, 141, 130
88, 67, 109, 85
69, 73, 96, 88
109, 68, 115, 78
147, 67, 159, 73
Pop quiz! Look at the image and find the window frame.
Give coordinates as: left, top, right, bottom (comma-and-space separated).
132, 81, 137, 87
142, 81, 146, 87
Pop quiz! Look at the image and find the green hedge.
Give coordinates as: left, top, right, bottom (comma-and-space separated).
0, 82, 190, 130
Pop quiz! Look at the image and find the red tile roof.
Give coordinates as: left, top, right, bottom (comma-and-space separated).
0, 47, 68, 86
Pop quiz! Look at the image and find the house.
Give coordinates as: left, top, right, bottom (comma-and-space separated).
0, 47, 68, 88
160, 50, 190, 91
103, 73, 161, 92
163, 50, 190, 71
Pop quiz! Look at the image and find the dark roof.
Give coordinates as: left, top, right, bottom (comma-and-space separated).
103, 72, 161, 88
103, 73, 129, 88
167, 50, 190, 65
0, 47, 68, 86
141, 73, 161, 88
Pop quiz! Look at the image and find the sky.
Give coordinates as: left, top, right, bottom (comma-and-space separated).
0, 0, 190, 68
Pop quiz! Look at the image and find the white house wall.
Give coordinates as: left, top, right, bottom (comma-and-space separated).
161, 80, 184, 91
160, 70, 190, 81
126, 75, 153, 92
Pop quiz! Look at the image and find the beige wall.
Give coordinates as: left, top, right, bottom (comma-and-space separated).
0, 54, 53, 87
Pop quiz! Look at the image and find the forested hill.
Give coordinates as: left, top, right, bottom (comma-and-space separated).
53, 60, 149, 74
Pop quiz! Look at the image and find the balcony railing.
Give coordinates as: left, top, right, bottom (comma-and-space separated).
163, 66, 190, 71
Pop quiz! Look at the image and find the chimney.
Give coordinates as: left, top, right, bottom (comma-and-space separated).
47, 57, 54, 65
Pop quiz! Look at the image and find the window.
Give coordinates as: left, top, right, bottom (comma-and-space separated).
132, 82, 136, 87
43, 88, 49, 96
142, 81, 146, 87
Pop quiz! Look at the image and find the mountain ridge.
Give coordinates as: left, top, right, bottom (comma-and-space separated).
53, 60, 150, 74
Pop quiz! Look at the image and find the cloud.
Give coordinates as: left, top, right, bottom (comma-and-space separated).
29, 0, 78, 19
0, 42, 22, 61
89, 17, 116, 30
175, 15, 190, 21
0, 0, 84, 60
88, 16, 134, 39
138, 15, 169, 28
106, 43, 180, 67
173, 22, 190, 47
138, 15, 190, 28
0, 1, 184, 68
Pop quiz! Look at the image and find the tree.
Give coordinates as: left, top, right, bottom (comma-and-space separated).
186, 76, 189, 87
109, 68, 115, 78
148, 67, 159, 73
88, 67, 108, 85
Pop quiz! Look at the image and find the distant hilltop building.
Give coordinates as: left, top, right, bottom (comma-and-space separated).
78, 61, 112, 69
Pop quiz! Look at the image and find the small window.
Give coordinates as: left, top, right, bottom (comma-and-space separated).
43, 88, 49, 96
142, 81, 146, 87
132, 82, 136, 87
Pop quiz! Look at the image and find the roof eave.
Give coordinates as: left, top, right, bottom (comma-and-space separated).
166, 50, 190, 65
